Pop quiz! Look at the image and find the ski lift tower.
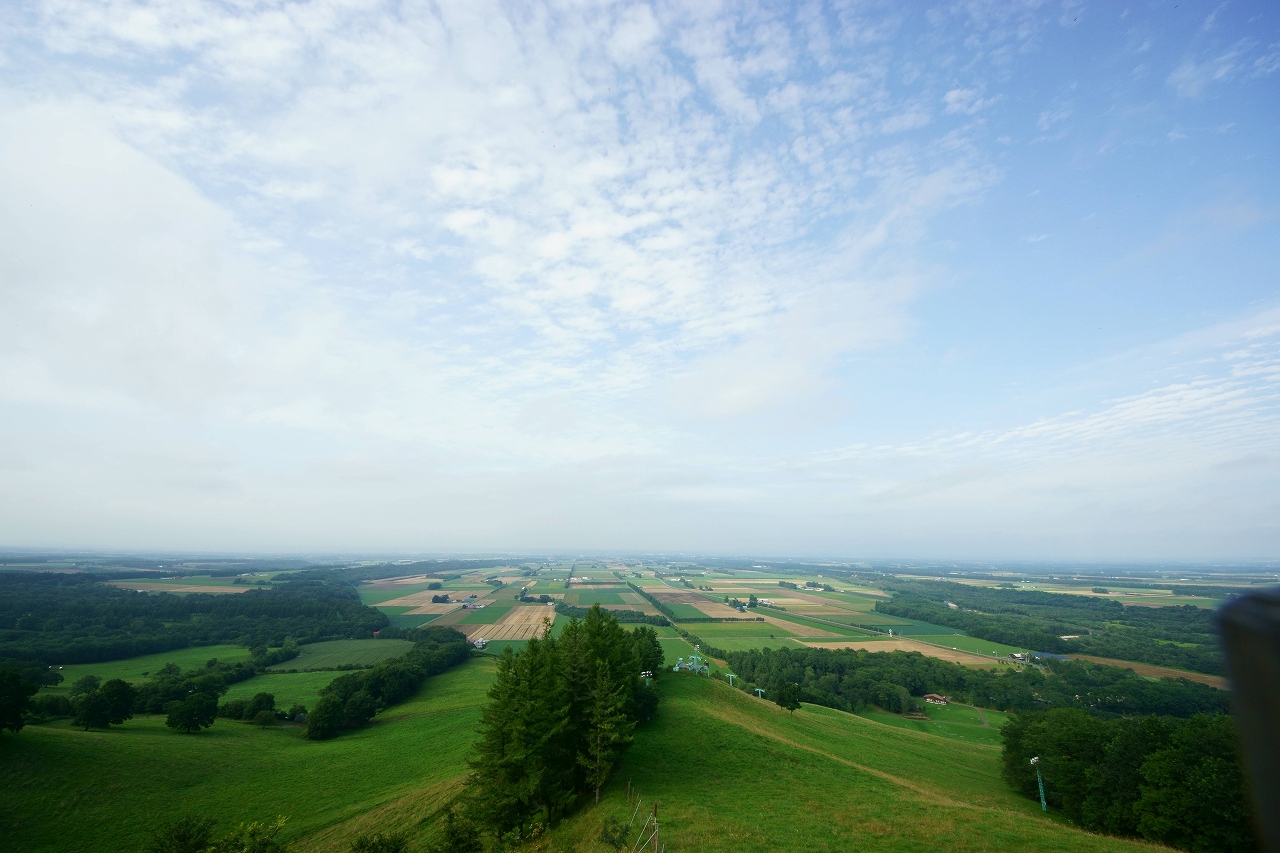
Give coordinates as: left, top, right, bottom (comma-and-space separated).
691, 644, 706, 675
1030, 757, 1047, 811
726, 673, 736, 687
754, 687, 766, 699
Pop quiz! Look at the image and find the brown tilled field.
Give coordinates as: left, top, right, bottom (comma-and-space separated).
466, 605, 557, 641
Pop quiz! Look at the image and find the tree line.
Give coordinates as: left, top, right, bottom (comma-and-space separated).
874, 580, 1222, 674
0, 571, 388, 665
463, 606, 663, 844
720, 646, 1229, 717
553, 601, 669, 626
1003, 709, 1254, 852
305, 626, 471, 739
2, 627, 469, 738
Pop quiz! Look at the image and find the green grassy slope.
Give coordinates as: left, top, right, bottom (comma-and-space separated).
267, 639, 414, 671
2, 660, 1168, 853
538, 677, 1163, 853
40, 645, 254, 696
0, 659, 494, 853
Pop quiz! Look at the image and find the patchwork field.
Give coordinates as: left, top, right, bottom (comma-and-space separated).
564, 589, 626, 605
454, 601, 516, 624
464, 604, 556, 641
267, 639, 415, 671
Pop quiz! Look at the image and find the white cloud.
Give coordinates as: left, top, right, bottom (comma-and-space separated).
1, 1, 1276, 558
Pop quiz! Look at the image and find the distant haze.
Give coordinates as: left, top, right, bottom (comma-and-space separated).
1, 3, 1278, 559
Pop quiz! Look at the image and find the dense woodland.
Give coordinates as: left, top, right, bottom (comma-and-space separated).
1003, 709, 1253, 852
721, 646, 1229, 717
0, 571, 388, 664
464, 607, 663, 842
874, 580, 1223, 674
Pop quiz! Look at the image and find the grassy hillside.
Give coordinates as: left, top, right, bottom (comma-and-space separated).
267, 639, 415, 671
535, 677, 1162, 853
1, 659, 1168, 853
1, 660, 494, 853
39, 644, 255, 696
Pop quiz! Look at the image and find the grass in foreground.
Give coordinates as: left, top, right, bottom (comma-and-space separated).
3, 659, 1170, 853
0, 659, 496, 853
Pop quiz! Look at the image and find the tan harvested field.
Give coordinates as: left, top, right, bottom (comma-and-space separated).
362, 574, 436, 590
1068, 655, 1228, 689
803, 637, 1000, 666
106, 582, 248, 594
378, 590, 470, 608
404, 602, 463, 615
466, 605, 557, 641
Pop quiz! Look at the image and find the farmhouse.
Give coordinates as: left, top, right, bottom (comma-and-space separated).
923, 693, 949, 705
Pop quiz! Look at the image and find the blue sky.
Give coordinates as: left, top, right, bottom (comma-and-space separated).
1, 1, 1277, 559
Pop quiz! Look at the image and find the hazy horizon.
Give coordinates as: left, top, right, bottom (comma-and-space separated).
2, 2, 1278, 559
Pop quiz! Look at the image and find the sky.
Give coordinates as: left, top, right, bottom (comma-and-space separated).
1, 1, 1278, 560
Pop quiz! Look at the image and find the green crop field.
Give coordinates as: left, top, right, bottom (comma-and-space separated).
220, 670, 342, 712
760, 610, 872, 636
678, 620, 795, 638
358, 585, 432, 605
377, 606, 436, 629
566, 590, 625, 605
40, 645, 255, 696
698, 636, 809, 652
267, 639, 414, 671
456, 601, 516, 624
665, 602, 710, 620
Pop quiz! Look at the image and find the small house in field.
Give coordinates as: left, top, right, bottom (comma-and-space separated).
923, 693, 949, 705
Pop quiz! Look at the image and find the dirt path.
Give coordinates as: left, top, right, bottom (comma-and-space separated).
973, 706, 990, 727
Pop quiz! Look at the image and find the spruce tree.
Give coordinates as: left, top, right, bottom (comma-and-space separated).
578, 663, 635, 803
